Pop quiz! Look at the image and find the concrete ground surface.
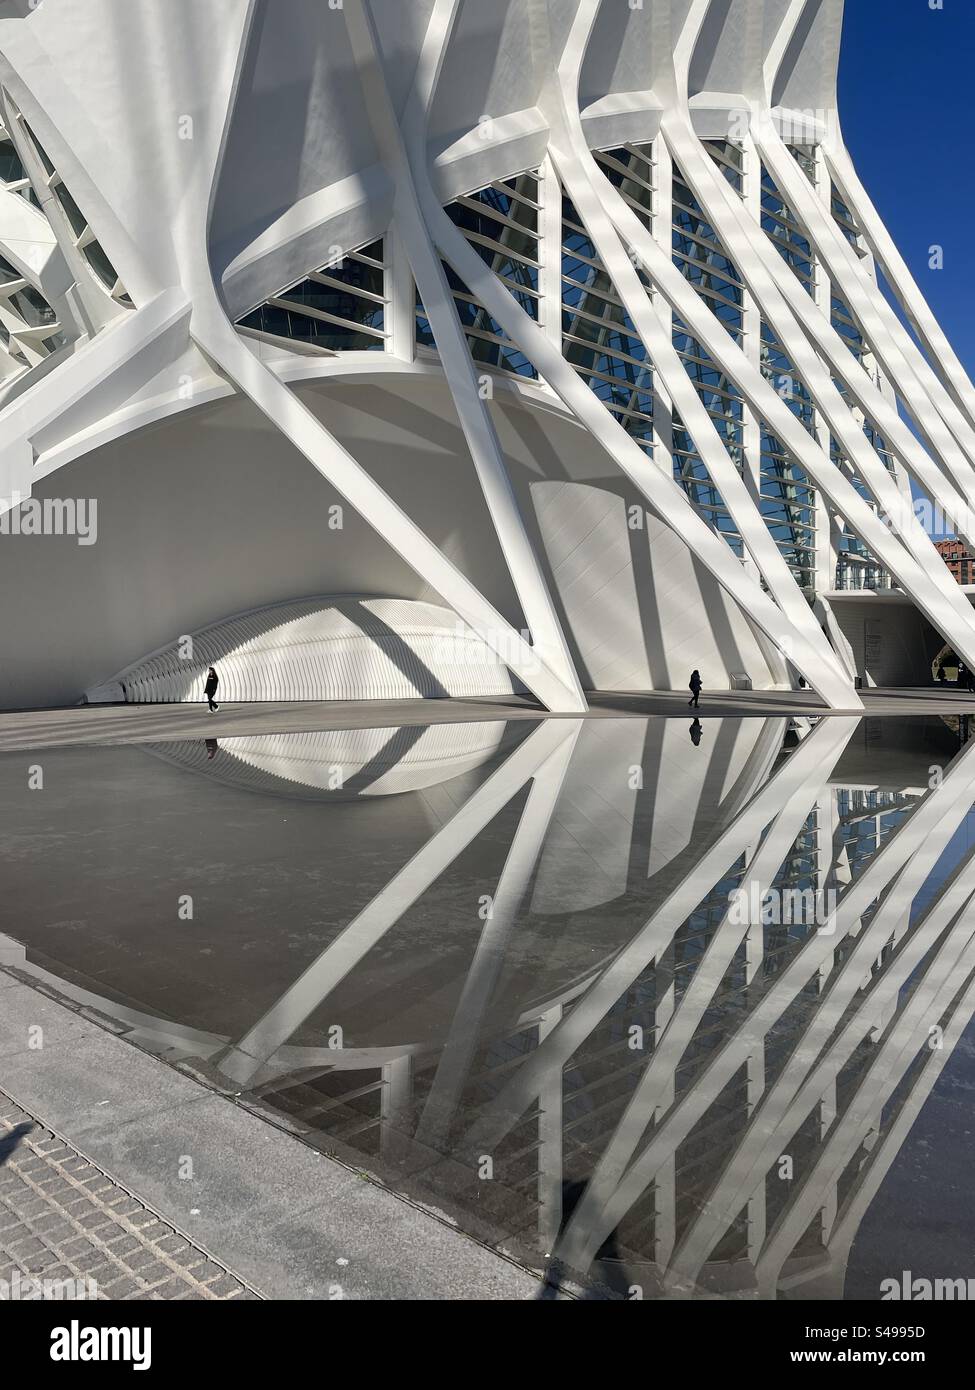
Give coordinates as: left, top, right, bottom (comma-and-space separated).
0, 973, 541, 1301
0, 1090, 259, 1301
1, 686, 974, 753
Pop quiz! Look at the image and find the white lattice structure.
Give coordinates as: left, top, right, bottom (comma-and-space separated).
1, 0, 974, 710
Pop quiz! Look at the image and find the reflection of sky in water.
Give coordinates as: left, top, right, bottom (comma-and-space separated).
1, 713, 974, 1299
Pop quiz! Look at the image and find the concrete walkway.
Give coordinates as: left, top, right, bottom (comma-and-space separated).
0, 971, 539, 1300
0, 687, 973, 753
0, 1090, 259, 1302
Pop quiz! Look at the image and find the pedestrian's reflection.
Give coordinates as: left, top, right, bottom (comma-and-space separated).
538, 1178, 632, 1299
205, 738, 219, 761
689, 718, 703, 747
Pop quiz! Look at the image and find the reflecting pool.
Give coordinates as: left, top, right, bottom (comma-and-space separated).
2, 712, 975, 1298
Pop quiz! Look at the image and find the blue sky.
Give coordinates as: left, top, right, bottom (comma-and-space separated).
838, 0, 975, 377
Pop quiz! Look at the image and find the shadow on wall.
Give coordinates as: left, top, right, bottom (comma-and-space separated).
85, 595, 525, 705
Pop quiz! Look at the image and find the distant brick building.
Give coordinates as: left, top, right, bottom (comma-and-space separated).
935, 539, 975, 586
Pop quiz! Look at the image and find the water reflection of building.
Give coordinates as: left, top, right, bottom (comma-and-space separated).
6, 713, 974, 1298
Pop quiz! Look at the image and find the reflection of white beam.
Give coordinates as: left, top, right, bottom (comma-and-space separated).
381, 1054, 414, 1158
554, 717, 855, 1269
414, 721, 581, 1149
670, 844, 975, 1289
218, 719, 579, 1085
460, 717, 855, 1162
755, 907, 975, 1290
568, 738, 975, 1273
828, 970, 975, 1264
537, 1006, 564, 1252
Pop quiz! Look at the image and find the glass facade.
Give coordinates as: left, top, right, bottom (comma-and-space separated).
417, 173, 540, 378
239, 239, 386, 353
229, 141, 912, 612
561, 174, 653, 454
669, 144, 746, 556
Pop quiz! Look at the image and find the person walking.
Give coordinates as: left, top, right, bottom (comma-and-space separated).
688, 669, 703, 709
204, 665, 220, 712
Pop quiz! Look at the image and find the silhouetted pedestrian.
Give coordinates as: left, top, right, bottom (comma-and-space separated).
689, 718, 703, 747
204, 666, 219, 712
688, 669, 702, 708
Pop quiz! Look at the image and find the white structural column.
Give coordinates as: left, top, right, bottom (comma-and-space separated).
611, 117, 975, 671
524, 0, 975, 680
759, 0, 975, 465
346, 0, 587, 714
0, 288, 191, 510
749, 126, 975, 529
173, 4, 586, 714
661, 120, 975, 633
546, 3, 852, 698
403, 2, 857, 708
547, 140, 850, 694
826, 138, 975, 441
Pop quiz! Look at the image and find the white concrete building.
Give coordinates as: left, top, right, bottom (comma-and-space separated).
1, 0, 973, 710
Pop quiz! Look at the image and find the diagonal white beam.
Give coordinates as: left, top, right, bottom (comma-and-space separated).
565, 735, 975, 1271
217, 718, 579, 1086
457, 716, 840, 1161
0, 288, 191, 513
754, 125, 975, 512
671, 841, 975, 1289
825, 139, 975, 440
546, 4, 854, 699
344, 0, 587, 713
403, 22, 858, 707
547, 146, 851, 693
673, 118, 975, 568
551, 712, 855, 1272
414, 718, 581, 1150
596, 112, 975, 671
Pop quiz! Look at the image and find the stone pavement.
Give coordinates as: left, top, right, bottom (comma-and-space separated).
0, 1089, 260, 1301
0, 977, 540, 1300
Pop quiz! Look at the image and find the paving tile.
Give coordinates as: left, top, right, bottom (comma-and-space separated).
0, 1088, 259, 1302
